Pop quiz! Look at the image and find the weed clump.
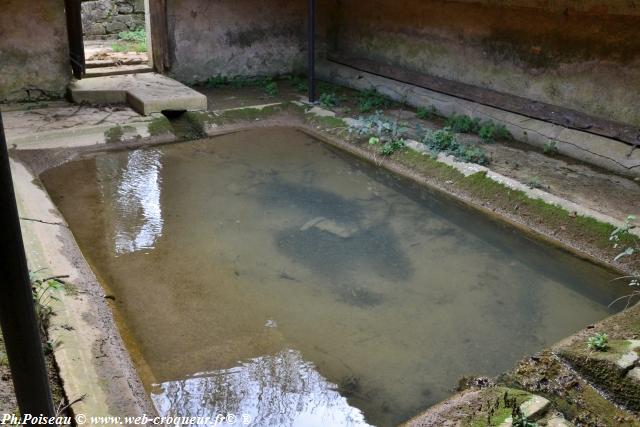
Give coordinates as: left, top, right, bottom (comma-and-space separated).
543, 141, 559, 155
446, 114, 511, 143
416, 106, 437, 120
319, 92, 342, 109
112, 28, 147, 53
587, 333, 609, 352
350, 112, 407, 156
526, 176, 545, 190
421, 127, 490, 165
357, 89, 392, 113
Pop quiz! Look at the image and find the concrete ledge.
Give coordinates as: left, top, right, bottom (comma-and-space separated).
2, 104, 173, 149
317, 61, 640, 178
11, 160, 155, 420
69, 73, 208, 115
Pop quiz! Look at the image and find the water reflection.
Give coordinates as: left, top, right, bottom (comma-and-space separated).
151, 349, 372, 427
99, 149, 164, 255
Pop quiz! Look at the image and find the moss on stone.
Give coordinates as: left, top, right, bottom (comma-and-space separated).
558, 340, 640, 411
398, 149, 635, 254
104, 126, 124, 144
148, 117, 173, 136
462, 387, 533, 427
307, 114, 348, 129
220, 104, 284, 121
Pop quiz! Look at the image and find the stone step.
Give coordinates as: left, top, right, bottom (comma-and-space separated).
69, 73, 208, 115
85, 64, 152, 77
558, 339, 640, 411
86, 58, 147, 68
499, 395, 550, 427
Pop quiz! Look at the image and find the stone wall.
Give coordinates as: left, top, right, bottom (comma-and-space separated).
166, 0, 316, 83
0, 0, 70, 103
330, 0, 640, 127
82, 0, 146, 39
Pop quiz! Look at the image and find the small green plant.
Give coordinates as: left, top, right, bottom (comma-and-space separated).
349, 112, 407, 157
111, 28, 147, 53
379, 139, 405, 156
118, 28, 146, 43
526, 176, 545, 190
287, 75, 308, 92
478, 122, 511, 143
543, 141, 559, 155
421, 127, 489, 165
610, 215, 637, 259
357, 89, 392, 113
513, 414, 538, 427
446, 114, 481, 134
30, 271, 67, 335
587, 332, 609, 352
607, 215, 639, 308
319, 92, 341, 108
416, 106, 437, 120
454, 144, 490, 165
204, 75, 229, 88
422, 128, 459, 151
263, 81, 279, 97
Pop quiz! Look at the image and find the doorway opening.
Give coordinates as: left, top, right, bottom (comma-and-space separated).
78, 0, 154, 77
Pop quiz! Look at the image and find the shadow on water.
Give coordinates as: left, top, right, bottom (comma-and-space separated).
256, 179, 413, 307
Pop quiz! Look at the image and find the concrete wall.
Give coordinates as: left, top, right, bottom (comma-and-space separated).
82, 0, 146, 39
0, 0, 71, 103
331, 0, 640, 127
166, 0, 312, 83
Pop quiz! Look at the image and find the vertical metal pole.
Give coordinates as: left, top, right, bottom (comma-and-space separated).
0, 112, 55, 419
308, 0, 316, 103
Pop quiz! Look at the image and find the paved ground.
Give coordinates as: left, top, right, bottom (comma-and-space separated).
85, 39, 150, 76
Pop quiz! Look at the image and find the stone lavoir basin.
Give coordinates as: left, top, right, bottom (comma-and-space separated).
41, 127, 628, 427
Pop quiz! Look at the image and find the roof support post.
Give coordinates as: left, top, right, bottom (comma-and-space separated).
308, 0, 316, 103
0, 112, 55, 420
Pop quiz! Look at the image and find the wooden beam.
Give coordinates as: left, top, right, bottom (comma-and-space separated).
149, 0, 170, 73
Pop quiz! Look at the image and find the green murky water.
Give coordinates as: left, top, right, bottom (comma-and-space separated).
41, 127, 625, 426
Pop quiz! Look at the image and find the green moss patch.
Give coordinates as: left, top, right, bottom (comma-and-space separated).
463, 387, 533, 427
396, 149, 636, 258
148, 117, 173, 136
104, 126, 124, 144
558, 340, 640, 411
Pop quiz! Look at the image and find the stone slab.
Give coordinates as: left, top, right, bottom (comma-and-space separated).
85, 64, 153, 78
69, 73, 208, 115
2, 103, 169, 149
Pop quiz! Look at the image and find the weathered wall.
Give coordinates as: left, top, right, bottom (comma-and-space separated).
82, 0, 146, 39
166, 0, 311, 83
332, 0, 640, 126
0, 0, 70, 103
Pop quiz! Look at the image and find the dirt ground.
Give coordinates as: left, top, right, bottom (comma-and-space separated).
382, 108, 640, 223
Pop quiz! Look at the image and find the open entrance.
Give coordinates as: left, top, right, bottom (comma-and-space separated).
64, 0, 167, 79
80, 0, 152, 77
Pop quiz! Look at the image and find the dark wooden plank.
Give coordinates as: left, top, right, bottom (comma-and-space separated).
149, 0, 170, 73
329, 55, 640, 148
65, 0, 85, 79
